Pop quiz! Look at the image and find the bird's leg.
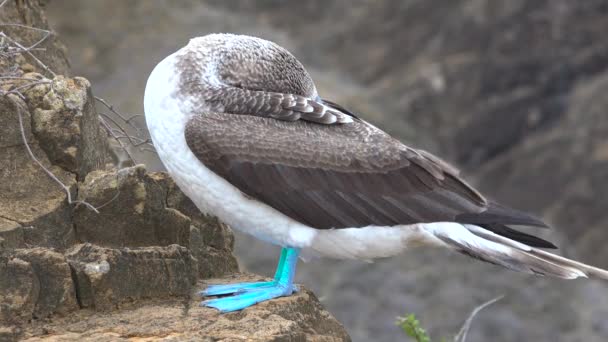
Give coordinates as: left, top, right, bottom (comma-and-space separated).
200, 248, 287, 296
200, 247, 300, 312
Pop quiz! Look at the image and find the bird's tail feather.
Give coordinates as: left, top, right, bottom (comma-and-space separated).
426, 222, 608, 280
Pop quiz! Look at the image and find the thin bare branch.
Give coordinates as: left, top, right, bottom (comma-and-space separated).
94, 188, 121, 210
454, 295, 504, 342
94, 96, 143, 131
0, 0, 9, 9
0, 23, 53, 52
98, 114, 138, 164
0, 32, 56, 77
98, 112, 139, 146
111, 134, 152, 147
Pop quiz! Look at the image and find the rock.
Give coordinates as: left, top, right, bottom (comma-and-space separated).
0, 95, 35, 148
74, 167, 239, 277
190, 225, 239, 279
0, 248, 78, 331
13, 248, 79, 319
66, 243, 197, 311
154, 172, 239, 278
0, 0, 70, 77
0, 95, 76, 250
0, 325, 20, 342
26, 75, 109, 178
0, 218, 25, 250
21, 275, 350, 341
0, 256, 39, 324
73, 165, 190, 248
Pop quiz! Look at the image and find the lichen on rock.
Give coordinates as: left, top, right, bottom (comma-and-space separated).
25, 74, 110, 179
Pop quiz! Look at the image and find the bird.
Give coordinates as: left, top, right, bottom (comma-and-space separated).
143, 33, 608, 312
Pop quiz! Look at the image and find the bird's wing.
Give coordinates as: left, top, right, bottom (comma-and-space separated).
184, 110, 547, 236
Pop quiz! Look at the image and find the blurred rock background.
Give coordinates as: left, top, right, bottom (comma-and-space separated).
45, 1, 608, 341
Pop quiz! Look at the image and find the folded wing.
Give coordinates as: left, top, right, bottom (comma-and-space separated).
185, 111, 552, 248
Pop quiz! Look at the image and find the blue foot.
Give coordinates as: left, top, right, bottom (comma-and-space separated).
201, 284, 295, 312
200, 281, 276, 296
199, 247, 301, 312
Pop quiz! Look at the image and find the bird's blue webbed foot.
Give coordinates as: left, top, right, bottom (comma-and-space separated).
201, 280, 277, 296
201, 283, 296, 312
200, 247, 300, 312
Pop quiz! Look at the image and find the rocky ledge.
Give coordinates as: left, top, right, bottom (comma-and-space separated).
20, 275, 348, 342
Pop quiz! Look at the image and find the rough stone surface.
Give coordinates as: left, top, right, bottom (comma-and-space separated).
0, 0, 70, 77
0, 248, 79, 326
73, 165, 190, 248
72, 165, 239, 282
46, 1, 608, 341
0, 256, 38, 325
66, 243, 197, 311
21, 275, 350, 342
27, 75, 109, 178
13, 248, 79, 319
153, 172, 240, 278
0, 218, 25, 250
0, 94, 76, 250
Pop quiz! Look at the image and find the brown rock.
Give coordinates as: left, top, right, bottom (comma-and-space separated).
0, 95, 76, 250
0, 0, 70, 77
66, 243, 197, 311
0, 325, 20, 342
13, 248, 78, 318
74, 165, 190, 248
0, 256, 39, 324
190, 225, 239, 279
21, 275, 350, 341
155, 172, 239, 278
26, 76, 109, 177
0, 218, 25, 250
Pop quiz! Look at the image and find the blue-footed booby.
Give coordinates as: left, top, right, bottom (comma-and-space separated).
144, 33, 608, 312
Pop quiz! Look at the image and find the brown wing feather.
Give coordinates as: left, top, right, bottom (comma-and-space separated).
184, 112, 547, 232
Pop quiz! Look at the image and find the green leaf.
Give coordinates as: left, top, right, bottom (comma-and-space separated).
396, 313, 431, 342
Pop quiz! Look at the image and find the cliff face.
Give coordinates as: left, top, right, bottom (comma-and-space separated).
43, 1, 608, 341
0, 1, 350, 341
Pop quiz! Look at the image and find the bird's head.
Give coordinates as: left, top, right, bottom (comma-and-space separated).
144, 33, 353, 127
177, 34, 319, 101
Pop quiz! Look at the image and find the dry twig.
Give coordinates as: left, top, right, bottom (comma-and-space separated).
454, 295, 504, 342
98, 114, 139, 164
94, 95, 156, 165
0, 30, 56, 77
